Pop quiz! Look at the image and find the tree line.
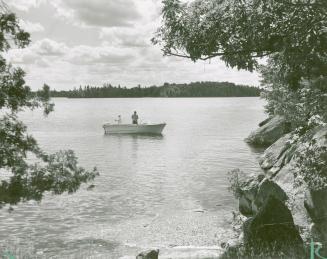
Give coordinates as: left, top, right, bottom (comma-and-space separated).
50, 82, 261, 98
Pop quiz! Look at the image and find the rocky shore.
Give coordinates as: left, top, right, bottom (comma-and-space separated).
229, 116, 327, 258
250, 117, 327, 245
136, 116, 327, 259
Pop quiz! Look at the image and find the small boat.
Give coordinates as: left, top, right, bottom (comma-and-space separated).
103, 123, 166, 134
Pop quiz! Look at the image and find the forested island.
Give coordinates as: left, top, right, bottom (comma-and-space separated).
50, 81, 261, 98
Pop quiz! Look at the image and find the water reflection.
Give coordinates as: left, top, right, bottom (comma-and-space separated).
103, 133, 164, 140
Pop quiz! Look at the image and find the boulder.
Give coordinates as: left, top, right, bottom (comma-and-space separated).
253, 179, 288, 213
243, 197, 304, 256
136, 249, 159, 259
239, 196, 253, 217
238, 175, 265, 217
305, 189, 327, 243
245, 116, 291, 147
259, 133, 292, 175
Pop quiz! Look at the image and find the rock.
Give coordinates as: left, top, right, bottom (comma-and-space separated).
237, 175, 264, 217
243, 197, 304, 256
239, 196, 253, 217
136, 249, 159, 259
87, 184, 95, 190
245, 116, 291, 147
259, 133, 292, 174
239, 177, 288, 216
265, 126, 327, 182
258, 117, 272, 127
261, 126, 327, 242
305, 189, 327, 242
253, 179, 288, 213
273, 160, 296, 191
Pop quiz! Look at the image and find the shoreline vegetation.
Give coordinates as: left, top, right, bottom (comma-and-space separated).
49, 81, 261, 98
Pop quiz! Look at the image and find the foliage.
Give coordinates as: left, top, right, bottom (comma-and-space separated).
51, 81, 261, 98
0, 4, 98, 206
154, 0, 327, 122
154, 0, 327, 86
228, 169, 249, 199
260, 61, 327, 131
295, 138, 327, 190
154, 0, 327, 188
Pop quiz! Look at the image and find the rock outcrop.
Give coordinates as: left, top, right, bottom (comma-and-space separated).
252, 179, 288, 214
305, 189, 327, 244
224, 119, 327, 259
231, 171, 305, 258
221, 195, 305, 259
245, 116, 291, 147
243, 197, 303, 256
258, 133, 293, 177
257, 125, 327, 256
260, 126, 327, 180
238, 176, 287, 217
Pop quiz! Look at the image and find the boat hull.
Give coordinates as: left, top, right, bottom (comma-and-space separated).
103, 123, 166, 134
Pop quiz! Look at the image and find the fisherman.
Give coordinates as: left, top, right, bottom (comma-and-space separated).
132, 111, 139, 124
115, 115, 122, 124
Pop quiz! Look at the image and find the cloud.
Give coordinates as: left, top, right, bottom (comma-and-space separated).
3, 0, 260, 90
7, 0, 45, 11
5, 38, 66, 67
6, 38, 136, 68
51, 0, 141, 28
34, 38, 67, 56
5, 48, 38, 65
67, 45, 135, 65
99, 28, 149, 48
19, 20, 45, 33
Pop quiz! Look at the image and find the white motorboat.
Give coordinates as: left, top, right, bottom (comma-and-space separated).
103, 123, 166, 134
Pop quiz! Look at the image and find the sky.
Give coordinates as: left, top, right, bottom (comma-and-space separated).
5, 0, 260, 90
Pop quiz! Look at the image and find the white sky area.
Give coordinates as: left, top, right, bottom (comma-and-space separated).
5, 0, 261, 90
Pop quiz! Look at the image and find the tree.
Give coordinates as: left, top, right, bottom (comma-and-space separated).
153, 0, 327, 188
0, 3, 98, 206
153, 0, 327, 88
154, 0, 327, 125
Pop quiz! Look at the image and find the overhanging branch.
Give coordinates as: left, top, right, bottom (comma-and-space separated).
165, 50, 274, 61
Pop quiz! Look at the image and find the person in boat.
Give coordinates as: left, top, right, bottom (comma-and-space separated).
132, 111, 139, 124
115, 115, 122, 124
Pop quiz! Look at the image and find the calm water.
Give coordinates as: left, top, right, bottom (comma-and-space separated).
0, 98, 266, 258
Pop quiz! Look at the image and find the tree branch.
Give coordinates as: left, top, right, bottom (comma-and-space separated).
165, 50, 274, 60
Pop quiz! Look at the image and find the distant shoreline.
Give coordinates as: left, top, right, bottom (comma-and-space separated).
51, 96, 261, 99
50, 81, 261, 98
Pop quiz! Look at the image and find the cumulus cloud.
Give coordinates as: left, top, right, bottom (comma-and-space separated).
6, 39, 136, 67
19, 20, 44, 33
5, 48, 38, 65
51, 0, 141, 28
34, 39, 67, 56
4, 39, 66, 69
67, 45, 135, 65
100, 28, 149, 48
7, 0, 45, 11
3, 0, 260, 90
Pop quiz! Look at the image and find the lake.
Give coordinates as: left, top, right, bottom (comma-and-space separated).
0, 97, 266, 258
